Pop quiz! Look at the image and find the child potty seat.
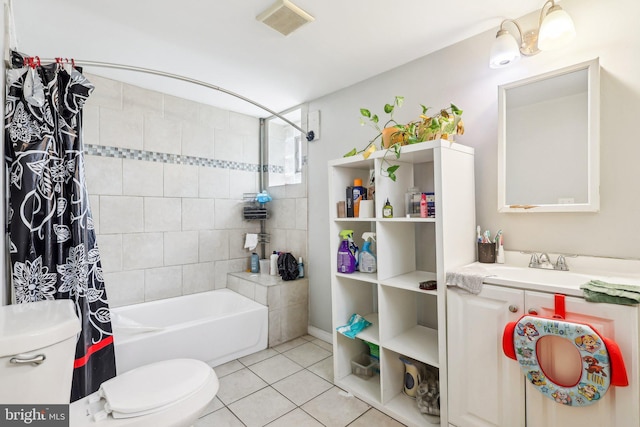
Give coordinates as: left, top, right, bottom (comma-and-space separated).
503, 295, 628, 407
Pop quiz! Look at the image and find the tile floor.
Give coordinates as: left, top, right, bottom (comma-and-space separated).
195, 335, 406, 427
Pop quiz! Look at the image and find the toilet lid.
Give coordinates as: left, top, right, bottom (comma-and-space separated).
99, 359, 212, 418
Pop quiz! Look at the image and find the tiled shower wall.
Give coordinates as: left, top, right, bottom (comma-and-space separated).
82, 73, 266, 308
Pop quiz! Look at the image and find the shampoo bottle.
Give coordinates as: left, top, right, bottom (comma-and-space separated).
270, 251, 278, 276
250, 252, 259, 273
358, 232, 377, 273
337, 230, 357, 273
298, 257, 305, 278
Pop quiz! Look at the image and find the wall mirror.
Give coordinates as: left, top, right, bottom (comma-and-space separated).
498, 58, 600, 212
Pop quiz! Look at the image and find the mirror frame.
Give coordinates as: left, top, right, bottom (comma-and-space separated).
498, 58, 600, 213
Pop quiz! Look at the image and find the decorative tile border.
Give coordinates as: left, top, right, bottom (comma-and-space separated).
83, 144, 288, 172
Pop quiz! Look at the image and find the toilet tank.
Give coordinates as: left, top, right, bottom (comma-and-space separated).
0, 300, 81, 404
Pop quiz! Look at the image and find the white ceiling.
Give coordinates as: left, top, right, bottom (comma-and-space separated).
11, 0, 543, 117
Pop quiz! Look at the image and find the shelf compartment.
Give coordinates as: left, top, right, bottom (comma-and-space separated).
336, 271, 378, 284
335, 373, 381, 405
377, 217, 436, 223
376, 221, 436, 281
384, 325, 439, 368
355, 312, 379, 344
381, 347, 441, 426
381, 270, 437, 294
386, 392, 441, 426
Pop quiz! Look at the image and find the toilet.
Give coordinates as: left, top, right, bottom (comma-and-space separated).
0, 299, 219, 426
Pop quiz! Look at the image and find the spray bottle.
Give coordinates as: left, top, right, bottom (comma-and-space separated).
359, 232, 377, 273
337, 230, 358, 273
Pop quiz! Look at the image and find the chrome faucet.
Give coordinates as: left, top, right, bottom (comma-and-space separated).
528, 253, 569, 271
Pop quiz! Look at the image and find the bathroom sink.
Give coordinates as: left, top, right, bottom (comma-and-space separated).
480, 264, 594, 295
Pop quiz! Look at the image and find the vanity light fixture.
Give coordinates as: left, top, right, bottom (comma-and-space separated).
489, 0, 576, 69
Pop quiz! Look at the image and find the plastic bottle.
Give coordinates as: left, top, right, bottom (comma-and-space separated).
353, 179, 366, 218
420, 193, 427, 218
358, 233, 377, 273
298, 257, 305, 278
405, 186, 420, 216
382, 198, 393, 218
337, 230, 357, 273
250, 253, 259, 273
270, 251, 278, 276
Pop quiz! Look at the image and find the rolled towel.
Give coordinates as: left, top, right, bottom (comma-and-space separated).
580, 280, 640, 305
446, 265, 495, 295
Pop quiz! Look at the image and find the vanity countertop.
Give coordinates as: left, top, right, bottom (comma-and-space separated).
465, 251, 640, 297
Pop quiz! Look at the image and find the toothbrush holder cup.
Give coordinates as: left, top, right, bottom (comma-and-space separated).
478, 242, 496, 263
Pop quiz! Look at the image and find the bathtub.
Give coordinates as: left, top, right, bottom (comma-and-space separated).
111, 289, 268, 374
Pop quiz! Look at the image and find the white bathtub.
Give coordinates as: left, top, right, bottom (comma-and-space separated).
111, 289, 268, 374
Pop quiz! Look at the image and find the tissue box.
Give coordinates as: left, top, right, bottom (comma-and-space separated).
351, 353, 376, 378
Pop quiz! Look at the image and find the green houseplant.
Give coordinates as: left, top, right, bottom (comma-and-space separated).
345, 97, 465, 181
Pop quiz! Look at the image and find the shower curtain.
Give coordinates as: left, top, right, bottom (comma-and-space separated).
4, 58, 116, 401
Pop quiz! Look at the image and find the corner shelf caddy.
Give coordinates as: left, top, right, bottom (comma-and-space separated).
328, 140, 476, 426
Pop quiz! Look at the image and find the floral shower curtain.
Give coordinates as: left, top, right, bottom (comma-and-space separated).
4, 57, 116, 401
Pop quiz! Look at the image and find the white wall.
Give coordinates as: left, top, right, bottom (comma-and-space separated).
307, 0, 640, 332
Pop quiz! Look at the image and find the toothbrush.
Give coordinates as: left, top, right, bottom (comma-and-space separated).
477, 226, 482, 243
494, 229, 503, 244
483, 230, 491, 243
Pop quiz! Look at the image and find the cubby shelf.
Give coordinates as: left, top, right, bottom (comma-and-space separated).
329, 140, 476, 426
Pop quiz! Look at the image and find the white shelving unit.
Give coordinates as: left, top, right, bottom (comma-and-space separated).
328, 140, 476, 426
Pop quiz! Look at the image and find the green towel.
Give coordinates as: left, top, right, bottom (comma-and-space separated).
580, 280, 640, 305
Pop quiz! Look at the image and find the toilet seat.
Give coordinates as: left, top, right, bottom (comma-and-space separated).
71, 358, 219, 426
98, 359, 212, 418
502, 294, 628, 407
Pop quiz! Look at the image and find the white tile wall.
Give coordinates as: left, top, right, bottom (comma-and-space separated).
214, 129, 246, 163
182, 262, 215, 295
99, 108, 144, 150
199, 167, 230, 199
100, 196, 144, 234
83, 105, 100, 146
164, 163, 199, 197
182, 199, 216, 231
164, 95, 199, 123
144, 198, 181, 232
86, 74, 122, 110
123, 159, 164, 197
163, 231, 199, 266
144, 266, 183, 301
144, 114, 182, 155
123, 84, 163, 116
199, 230, 230, 262
122, 233, 164, 270
97, 234, 123, 273
198, 104, 229, 130
83, 75, 298, 308
182, 123, 215, 159
228, 170, 258, 200
104, 270, 145, 307
85, 155, 123, 196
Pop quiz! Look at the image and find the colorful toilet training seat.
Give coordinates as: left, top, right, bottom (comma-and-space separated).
503, 294, 628, 407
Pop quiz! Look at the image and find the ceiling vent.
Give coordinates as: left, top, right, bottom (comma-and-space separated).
257, 0, 315, 36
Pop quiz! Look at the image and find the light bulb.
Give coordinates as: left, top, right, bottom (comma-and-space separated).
538, 6, 576, 51
490, 30, 521, 69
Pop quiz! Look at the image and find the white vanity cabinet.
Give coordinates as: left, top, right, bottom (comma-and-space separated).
447, 284, 640, 427
329, 141, 475, 426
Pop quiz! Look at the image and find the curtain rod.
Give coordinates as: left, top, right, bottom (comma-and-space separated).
38, 58, 315, 141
